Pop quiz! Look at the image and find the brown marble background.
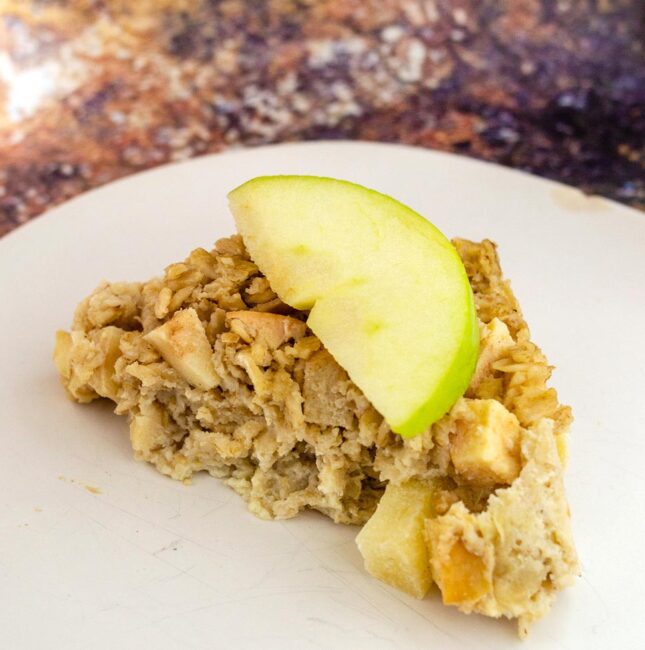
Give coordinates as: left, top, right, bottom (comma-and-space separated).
0, 0, 643, 237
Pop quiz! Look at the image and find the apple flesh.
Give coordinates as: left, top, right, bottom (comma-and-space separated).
228, 176, 478, 438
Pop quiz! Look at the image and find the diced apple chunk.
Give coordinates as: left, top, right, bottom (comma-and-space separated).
53, 330, 73, 379
225, 311, 306, 349
468, 318, 514, 394
450, 399, 521, 486
355, 480, 435, 598
435, 539, 491, 606
90, 326, 123, 400
145, 308, 218, 390
129, 403, 168, 455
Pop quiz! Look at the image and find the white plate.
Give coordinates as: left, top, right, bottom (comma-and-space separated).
1, 142, 644, 650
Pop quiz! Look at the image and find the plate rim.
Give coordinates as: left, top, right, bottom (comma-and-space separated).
2, 140, 641, 249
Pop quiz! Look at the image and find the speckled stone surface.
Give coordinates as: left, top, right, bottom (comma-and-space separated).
0, 0, 643, 236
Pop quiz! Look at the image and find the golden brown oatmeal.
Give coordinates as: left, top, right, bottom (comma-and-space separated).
54, 235, 577, 633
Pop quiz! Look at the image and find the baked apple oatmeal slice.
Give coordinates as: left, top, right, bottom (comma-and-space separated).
54, 232, 577, 635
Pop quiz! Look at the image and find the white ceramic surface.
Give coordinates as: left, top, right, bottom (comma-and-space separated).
1, 142, 644, 650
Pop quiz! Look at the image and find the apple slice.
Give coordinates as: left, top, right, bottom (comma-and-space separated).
228, 176, 478, 437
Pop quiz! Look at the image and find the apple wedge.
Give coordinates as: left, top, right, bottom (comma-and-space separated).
228, 176, 478, 437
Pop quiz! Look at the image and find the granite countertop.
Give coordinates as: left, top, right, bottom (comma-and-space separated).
0, 0, 643, 237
